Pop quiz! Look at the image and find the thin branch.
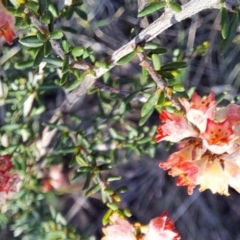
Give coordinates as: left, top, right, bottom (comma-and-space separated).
137, 53, 183, 110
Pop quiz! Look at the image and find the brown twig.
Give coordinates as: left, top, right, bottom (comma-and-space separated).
137, 52, 183, 111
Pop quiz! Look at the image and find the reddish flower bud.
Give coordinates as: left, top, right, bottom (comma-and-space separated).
0, 1, 16, 44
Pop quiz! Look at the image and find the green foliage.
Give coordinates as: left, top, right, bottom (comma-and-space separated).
1, 0, 240, 239
141, 89, 161, 117
220, 11, 239, 54
169, 2, 182, 12
138, 2, 166, 17
116, 51, 136, 65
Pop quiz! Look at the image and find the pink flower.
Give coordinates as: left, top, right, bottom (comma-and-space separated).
102, 214, 136, 240
0, 172, 19, 193
155, 92, 240, 195
144, 212, 181, 240
0, 1, 16, 44
202, 119, 233, 145
159, 145, 201, 195
200, 119, 237, 154
0, 155, 12, 172
102, 213, 181, 240
180, 92, 216, 114
180, 92, 216, 133
215, 104, 240, 124
196, 157, 229, 195
224, 160, 240, 194
0, 155, 20, 203
156, 111, 197, 143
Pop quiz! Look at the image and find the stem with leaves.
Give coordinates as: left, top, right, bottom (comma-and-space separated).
138, 52, 183, 110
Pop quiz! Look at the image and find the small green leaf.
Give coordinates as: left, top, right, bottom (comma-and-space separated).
102, 209, 113, 225
74, 8, 88, 20
137, 137, 152, 144
48, 4, 58, 18
221, 7, 230, 39
90, 53, 95, 62
71, 172, 86, 182
60, 72, 69, 85
169, 2, 182, 12
141, 89, 161, 117
109, 128, 126, 140
83, 173, 91, 190
123, 209, 132, 217
160, 71, 175, 79
62, 54, 69, 74
50, 30, 64, 40
106, 202, 119, 211
220, 12, 239, 54
116, 51, 136, 65
216, 91, 227, 103
157, 91, 165, 105
39, 0, 47, 15
139, 108, 154, 126
75, 155, 86, 166
116, 186, 128, 193
107, 175, 122, 182
109, 128, 118, 139
40, 15, 50, 24
85, 184, 101, 197
45, 58, 63, 67
15, 60, 34, 70
72, 0, 84, 6
1, 124, 21, 131
15, 4, 25, 16
104, 188, 114, 195
78, 166, 92, 172
33, 46, 44, 67
95, 61, 109, 68
37, 31, 46, 41
19, 35, 43, 48
27, 1, 39, 11
72, 46, 84, 58
72, 69, 86, 81
98, 164, 112, 170
152, 54, 161, 71
161, 61, 187, 71
138, 2, 166, 17
44, 41, 52, 57
66, 7, 74, 20
62, 40, 71, 52
173, 84, 185, 92
144, 42, 162, 50
66, 77, 84, 91
119, 101, 127, 114
149, 48, 167, 55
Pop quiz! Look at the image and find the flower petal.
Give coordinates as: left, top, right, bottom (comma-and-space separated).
0, 2, 16, 44
144, 212, 181, 240
156, 112, 197, 143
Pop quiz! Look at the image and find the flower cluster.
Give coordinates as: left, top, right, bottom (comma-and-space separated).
0, 0, 16, 44
102, 212, 180, 240
0, 155, 19, 203
156, 92, 240, 195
